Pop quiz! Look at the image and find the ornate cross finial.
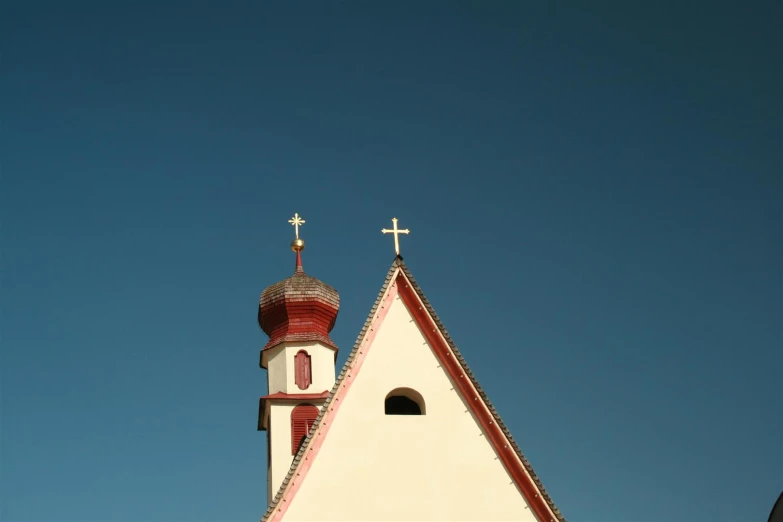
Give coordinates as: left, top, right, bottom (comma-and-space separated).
287, 213, 306, 272
288, 213, 305, 239
381, 217, 410, 256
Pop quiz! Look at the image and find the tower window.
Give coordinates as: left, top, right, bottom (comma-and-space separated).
384, 388, 425, 415
294, 350, 312, 390
291, 404, 319, 455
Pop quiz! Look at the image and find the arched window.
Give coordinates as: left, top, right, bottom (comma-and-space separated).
294, 350, 312, 390
290, 404, 319, 455
384, 388, 425, 415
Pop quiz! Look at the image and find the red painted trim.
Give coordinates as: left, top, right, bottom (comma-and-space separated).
260, 392, 329, 401
266, 276, 400, 522
262, 335, 339, 353
395, 273, 556, 522
258, 392, 331, 431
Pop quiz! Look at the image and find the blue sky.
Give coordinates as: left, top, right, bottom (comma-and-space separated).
2, 2, 780, 521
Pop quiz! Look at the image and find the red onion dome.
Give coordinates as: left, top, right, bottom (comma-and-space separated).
258, 256, 340, 352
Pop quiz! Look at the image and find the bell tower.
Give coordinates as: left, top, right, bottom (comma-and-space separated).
257, 214, 340, 501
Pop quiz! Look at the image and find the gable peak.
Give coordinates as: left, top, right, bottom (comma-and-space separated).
259, 255, 566, 522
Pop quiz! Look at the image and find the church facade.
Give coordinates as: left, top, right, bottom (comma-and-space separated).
256, 216, 565, 522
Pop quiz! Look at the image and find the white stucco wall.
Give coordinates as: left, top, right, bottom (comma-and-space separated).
265, 341, 335, 500
280, 288, 539, 522
267, 401, 323, 503
267, 402, 297, 503
266, 342, 336, 395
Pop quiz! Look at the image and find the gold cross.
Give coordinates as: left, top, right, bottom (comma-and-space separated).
288, 213, 305, 239
381, 217, 410, 256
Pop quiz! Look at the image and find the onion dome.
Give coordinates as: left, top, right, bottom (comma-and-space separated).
257, 231, 340, 353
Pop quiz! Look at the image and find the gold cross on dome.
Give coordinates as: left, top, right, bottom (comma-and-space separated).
288, 213, 305, 239
381, 217, 410, 256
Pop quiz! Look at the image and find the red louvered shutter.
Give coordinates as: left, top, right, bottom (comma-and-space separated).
291, 404, 319, 455
294, 350, 312, 390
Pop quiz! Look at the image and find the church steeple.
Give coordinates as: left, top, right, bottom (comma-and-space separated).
257, 214, 340, 357
257, 213, 339, 501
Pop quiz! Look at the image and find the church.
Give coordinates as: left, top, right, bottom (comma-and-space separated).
256, 215, 566, 522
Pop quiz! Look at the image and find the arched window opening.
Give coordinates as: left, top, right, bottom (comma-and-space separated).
294, 350, 312, 390
384, 388, 425, 415
290, 404, 319, 455
385, 396, 421, 415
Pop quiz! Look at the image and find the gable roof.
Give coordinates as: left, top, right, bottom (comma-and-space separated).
261, 257, 567, 522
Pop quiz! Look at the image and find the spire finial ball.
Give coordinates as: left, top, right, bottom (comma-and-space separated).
291, 238, 305, 252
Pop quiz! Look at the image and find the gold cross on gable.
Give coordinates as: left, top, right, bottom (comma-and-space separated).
381, 217, 410, 256
288, 213, 305, 239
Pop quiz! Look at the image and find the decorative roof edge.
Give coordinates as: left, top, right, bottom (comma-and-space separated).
260, 256, 566, 522
260, 391, 331, 401
261, 334, 339, 353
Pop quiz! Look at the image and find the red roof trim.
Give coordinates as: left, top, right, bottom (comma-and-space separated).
396, 274, 557, 522
258, 392, 331, 431
260, 299, 340, 351
263, 335, 339, 352
260, 392, 330, 401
